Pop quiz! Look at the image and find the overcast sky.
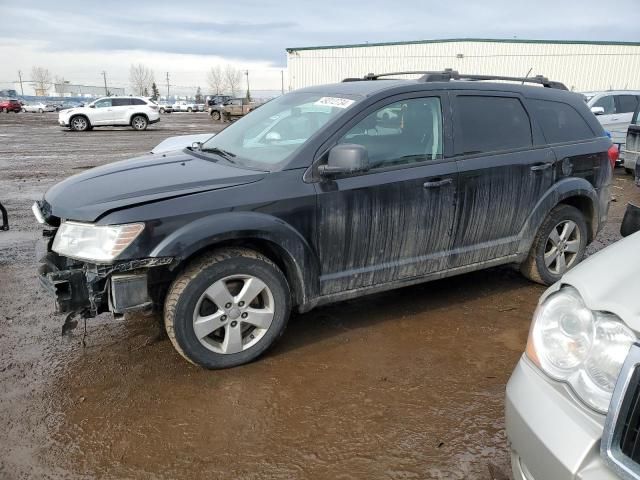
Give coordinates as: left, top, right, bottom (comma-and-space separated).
0, 0, 638, 96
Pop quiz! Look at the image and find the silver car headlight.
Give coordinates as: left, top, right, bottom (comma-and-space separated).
526, 286, 635, 413
52, 221, 144, 263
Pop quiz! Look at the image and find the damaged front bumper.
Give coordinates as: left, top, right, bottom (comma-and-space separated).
37, 238, 173, 318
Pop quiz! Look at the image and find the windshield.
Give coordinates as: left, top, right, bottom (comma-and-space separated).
200, 92, 360, 170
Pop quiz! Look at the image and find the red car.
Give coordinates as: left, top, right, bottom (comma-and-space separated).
0, 99, 22, 113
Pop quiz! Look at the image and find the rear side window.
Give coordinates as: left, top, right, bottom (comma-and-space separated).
529, 99, 595, 144
131, 98, 147, 105
454, 96, 532, 155
616, 95, 639, 114
112, 98, 132, 107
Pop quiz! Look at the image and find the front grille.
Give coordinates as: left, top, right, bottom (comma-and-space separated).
602, 343, 640, 480
620, 368, 640, 462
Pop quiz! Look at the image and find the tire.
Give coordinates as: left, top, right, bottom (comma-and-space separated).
2, 108, 7, 113
131, 114, 148, 131
22, 108, 26, 113
164, 248, 291, 369
211, 110, 221, 121
625, 168, 633, 175
520, 204, 588, 285
159, 108, 165, 114
38, 108, 43, 113
187, 107, 193, 113
70, 115, 90, 132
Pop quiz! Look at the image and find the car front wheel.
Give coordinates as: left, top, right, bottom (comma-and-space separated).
131, 115, 148, 131
164, 248, 291, 369
520, 204, 588, 285
211, 110, 221, 121
70, 115, 90, 131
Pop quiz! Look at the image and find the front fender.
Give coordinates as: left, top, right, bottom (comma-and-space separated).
149, 212, 319, 307
517, 177, 601, 256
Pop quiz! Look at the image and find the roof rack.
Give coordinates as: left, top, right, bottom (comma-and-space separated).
343, 69, 568, 90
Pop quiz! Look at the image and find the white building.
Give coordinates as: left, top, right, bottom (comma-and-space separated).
286, 38, 640, 92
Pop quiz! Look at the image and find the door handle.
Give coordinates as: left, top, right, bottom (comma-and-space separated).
423, 178, 453, 188
530, 163, 553, 171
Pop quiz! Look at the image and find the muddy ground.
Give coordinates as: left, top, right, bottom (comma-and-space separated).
1, 112, 638, 480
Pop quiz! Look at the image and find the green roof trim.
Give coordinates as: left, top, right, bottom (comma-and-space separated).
286, 37, 640, 52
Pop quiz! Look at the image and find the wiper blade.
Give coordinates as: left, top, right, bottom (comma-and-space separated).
202, 147, 236, 158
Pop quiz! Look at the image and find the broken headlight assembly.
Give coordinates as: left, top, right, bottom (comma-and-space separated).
52, 221, 144, 263
526, 286, 635, 413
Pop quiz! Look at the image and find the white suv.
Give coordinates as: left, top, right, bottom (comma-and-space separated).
58, 96, 160, 132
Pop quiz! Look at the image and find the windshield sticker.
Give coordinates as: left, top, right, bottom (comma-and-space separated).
314, 97, 355, 109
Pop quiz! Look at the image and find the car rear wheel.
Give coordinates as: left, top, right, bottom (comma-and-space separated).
70, 115, 90, 132
211, 110, 221, 121
2, 108, 7, 113
22, 108, 26, 113
38, 108, 43, 113
131, 115, 148, 131
187, 107, 193, 113
164, 248, 291, 369
520, 204, 588, 285
159, 108, 165, 114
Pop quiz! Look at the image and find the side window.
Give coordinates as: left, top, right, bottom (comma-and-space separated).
616, 95, 639, 114
454, 96, 532, 154
112, 98, 132, 107
530, 99, 595, 144
593, 95, 616, 114
94, 99, 112, 108
130, 98, 146, 106
339, 97, 443, 170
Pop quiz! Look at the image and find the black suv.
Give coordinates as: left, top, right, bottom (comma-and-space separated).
34, 70, 614, 369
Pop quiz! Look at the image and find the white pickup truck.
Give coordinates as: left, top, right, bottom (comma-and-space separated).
172, 100, 198, 112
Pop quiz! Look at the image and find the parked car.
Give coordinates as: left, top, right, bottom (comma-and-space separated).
0, 99, 22, 113
57, 101, 84, 112
583, 90, 640, 162
34, 70, 614, 369
506, 198, 640, 479
58, 96, 160, 132
209, 97, 255, 121
22, 102, 56, 113
158, 102, 173, 114
624, 104, 640, 175
172, 100, 198, 112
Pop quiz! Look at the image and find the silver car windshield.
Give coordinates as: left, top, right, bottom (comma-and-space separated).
200, 92, 360, 170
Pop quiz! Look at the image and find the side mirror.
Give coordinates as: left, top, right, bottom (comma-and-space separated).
318, 144, 370, 176
621, 203, 640, 237
591, 106, 605, 116
89, 104, 95, 108
191, 141, 202, 151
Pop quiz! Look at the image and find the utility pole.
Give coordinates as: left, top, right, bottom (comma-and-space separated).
245, 70, 250, 99
17, 70, 24, 96
166, 72, 170, 99
101, 71, 108, 95
281, 70, 284, 95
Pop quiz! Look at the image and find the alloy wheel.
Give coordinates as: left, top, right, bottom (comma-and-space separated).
71, 117, 87, 131
544, 219, 581, 275
132, 116, 147, 130
192, 274, 275, 354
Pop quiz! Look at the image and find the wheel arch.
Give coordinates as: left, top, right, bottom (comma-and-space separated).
149, 212, 320, 309
130, 112, 149, 124
69, 113, 92, 128
517, 177, 600, 256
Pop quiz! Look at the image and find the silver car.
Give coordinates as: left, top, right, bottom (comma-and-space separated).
584, 91, 640, 161
506, 205, 640, 480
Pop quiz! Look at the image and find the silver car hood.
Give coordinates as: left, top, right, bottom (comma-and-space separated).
151, 133, 216, 154
542, 231, 640, 330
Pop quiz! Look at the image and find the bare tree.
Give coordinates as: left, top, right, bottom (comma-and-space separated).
224, 65, 242, 97
31, 67, 52, 96
129, 63, 155, 96
54, 76, 67, 97
207, 66, 224, 94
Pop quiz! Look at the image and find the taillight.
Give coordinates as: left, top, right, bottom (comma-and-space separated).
608, 145, 619, 169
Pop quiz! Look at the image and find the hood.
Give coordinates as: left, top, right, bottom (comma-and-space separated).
151, 133, 216, 154
43, 149, 266, 222
543, 231, 640, 331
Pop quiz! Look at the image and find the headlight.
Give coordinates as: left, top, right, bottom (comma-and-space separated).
52, 221, 144, 263
526, 286, 635, 412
